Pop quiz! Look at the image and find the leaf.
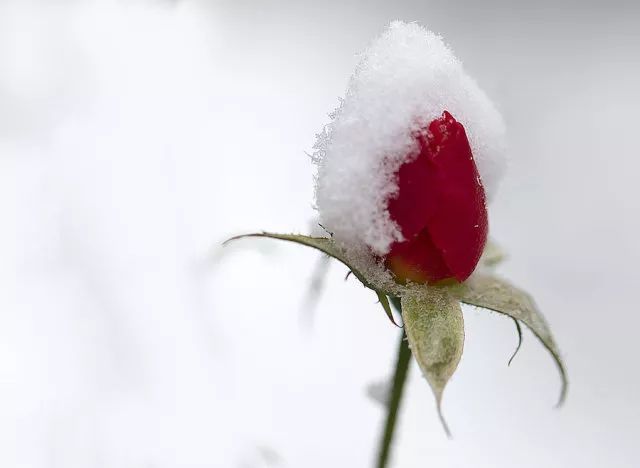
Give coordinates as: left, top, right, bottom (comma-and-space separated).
401, 288, 464, 436
224, 232, 397, 323
480, 239, 506, 268
452, 273, 568, 406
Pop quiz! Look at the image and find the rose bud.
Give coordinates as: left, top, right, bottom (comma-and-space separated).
313, 21, 505, 288
227, 21, 567, 444
384, 111, 488, 284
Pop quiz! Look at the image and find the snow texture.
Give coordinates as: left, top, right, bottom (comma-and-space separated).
313, 21, 506, 259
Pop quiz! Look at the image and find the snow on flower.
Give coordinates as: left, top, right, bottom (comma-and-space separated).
226, 21, 567, 443
313, 21, 506, 283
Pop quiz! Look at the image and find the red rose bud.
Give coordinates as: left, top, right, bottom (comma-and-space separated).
385, 111, 488, 284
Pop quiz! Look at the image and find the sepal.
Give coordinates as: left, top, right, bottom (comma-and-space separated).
451, 273, 568, 405
401, 288, 464, 436
225, 232, 398, 324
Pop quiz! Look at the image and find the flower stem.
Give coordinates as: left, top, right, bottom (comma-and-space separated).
375, 297, 411, 468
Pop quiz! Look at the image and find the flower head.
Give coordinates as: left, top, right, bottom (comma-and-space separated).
226, 20, 567, 444
313, 21, 505, 284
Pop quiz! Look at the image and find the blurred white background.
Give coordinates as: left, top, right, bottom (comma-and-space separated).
3, 0, 639, 466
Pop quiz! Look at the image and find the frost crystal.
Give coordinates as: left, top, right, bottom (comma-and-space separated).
313, 21, 506, 264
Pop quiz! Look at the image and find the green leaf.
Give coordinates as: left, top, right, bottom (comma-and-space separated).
452, 273, 568, 406
401, 289, 464, 436
224, 232, 397, 323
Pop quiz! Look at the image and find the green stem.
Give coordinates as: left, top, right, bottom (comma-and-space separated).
375, 297, 411, 468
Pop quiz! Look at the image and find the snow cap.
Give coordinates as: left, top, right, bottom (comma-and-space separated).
313, 21, 506, 257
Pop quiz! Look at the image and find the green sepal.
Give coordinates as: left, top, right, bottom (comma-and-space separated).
224, 232, 397, 324
376, 291, 401, 327
451, 273, 568, 406
401, 288, 464, 436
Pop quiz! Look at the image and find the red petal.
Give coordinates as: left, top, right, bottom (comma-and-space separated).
384, 228, 453, 283
385, 111, 488, 283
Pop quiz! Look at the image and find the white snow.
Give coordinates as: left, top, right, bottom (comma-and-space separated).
313, 21, 506, 258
